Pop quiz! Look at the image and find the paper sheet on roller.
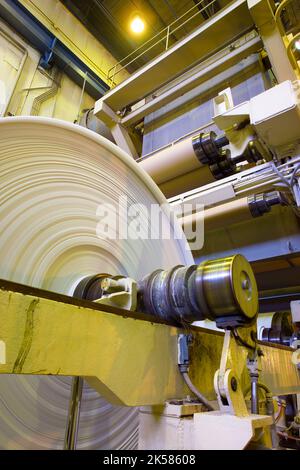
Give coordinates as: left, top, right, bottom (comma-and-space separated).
0, 117, 193, 449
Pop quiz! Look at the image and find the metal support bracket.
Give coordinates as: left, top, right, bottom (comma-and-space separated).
214, 330, 249, 416
95, 277, 137, 311
94, 102, 138, 158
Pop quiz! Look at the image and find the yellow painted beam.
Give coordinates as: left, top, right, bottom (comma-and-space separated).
0, 286, 185, 405
18, 0, 129, 86
0, 283, 300, 406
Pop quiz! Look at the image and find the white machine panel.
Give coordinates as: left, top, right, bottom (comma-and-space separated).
250, 81, 300, 148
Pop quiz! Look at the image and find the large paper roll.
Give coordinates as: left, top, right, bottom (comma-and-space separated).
0, 117, 193, 449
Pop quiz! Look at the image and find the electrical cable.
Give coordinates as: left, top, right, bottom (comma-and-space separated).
271, 162, 292, 188
275, 405, 283, 424
181, 371, 216, 411
290, 163, 300, 187
245, 381, 272, 397
278, 431, 300, 442
272, 161, 300, 190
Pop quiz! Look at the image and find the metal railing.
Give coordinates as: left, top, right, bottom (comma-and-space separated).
107, 0, 219, 87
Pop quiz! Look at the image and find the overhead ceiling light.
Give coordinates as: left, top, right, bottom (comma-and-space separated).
130, 15, 145, 34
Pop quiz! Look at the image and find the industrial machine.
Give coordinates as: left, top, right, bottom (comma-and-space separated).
0, 0, 300, 452
0, 109, 299, 450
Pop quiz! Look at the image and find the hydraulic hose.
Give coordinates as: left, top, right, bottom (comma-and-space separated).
181, 371, 216, 412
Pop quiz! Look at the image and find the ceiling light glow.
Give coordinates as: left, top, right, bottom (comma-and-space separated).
295, 39, 300, 51
130, 15, 145, 34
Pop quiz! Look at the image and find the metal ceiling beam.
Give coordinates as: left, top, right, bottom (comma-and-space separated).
0, 0, 109, 98
121, 32, 262, 127
61, 0, 137, 64
95, 0, 254, 114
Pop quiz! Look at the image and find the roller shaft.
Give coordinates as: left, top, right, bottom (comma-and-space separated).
139, 137, 204, 185
139, 131, 233, 197
138, 255, 258, 328
75, 256, 258, 329
180, 191, 286, 234
180, 197, 252, 234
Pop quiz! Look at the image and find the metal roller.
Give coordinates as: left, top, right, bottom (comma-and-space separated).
179, 191, 287, 235
138, 254, 258, 328
139, 137, 205, 185
74, 257, 258, 329
139, 131, 234, 198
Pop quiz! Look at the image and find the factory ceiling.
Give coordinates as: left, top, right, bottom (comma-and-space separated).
61, 0, 229, 73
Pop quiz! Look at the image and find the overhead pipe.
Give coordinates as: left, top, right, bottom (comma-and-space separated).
179, 191, 287, 234
30, 67, 62, 116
